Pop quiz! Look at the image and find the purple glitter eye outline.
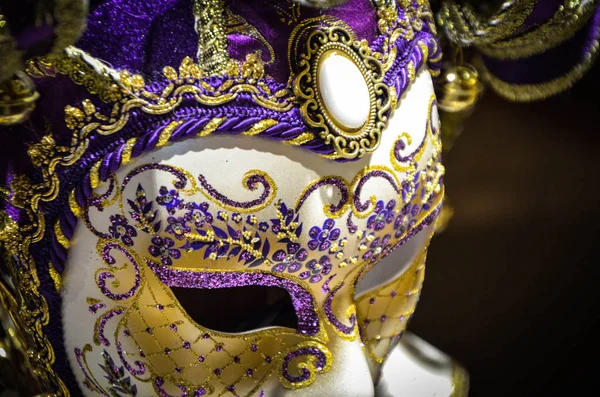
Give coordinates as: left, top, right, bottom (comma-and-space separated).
146, 261, 321, 337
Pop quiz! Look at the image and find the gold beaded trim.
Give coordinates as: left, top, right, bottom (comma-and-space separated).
478, 0, 596, 59
438, 0, 537, 45
474, 17, 600, 102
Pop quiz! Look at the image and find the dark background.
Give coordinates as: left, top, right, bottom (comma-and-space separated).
410, 61, 600, 396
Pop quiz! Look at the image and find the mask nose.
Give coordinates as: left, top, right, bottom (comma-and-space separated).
273, 336, 375, 397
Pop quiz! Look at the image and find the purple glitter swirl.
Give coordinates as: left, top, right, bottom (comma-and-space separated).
294, 177, 350, 215
323, 281, 357, 335
123, 163, 189, 192
353, 170, 400, 213
98, 242, 141, 301
116, 342, 146, 377
197, 172, 273, 210
281, 346, 328, 383
87, 174, 116, 210
147, 262, 320, 336
95, 308, 125, 347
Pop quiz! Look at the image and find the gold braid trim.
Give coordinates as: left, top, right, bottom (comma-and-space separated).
474, 16, 600, 102
478, 0, 597, 59
438, 0, 538, 45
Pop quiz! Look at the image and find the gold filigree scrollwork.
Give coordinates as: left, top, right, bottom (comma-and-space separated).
292, 24, 393, 160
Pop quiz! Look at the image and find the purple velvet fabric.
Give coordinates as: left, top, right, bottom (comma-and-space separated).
77, 0, 378, 82
482, 4, 600, 84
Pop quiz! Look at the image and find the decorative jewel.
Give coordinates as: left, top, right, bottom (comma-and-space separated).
291, 23, 393, 159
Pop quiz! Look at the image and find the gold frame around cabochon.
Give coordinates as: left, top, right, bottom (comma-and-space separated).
293, 25, 393, 160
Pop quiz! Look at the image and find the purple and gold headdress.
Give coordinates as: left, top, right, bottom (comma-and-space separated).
0, 0, 442, 395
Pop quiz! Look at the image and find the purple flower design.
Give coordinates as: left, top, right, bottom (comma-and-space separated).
232, 213, 243, 223
165, 216, 191, 240
185, 202, 213, 228
108, 214, 137, 246
367, 200, 397, 232
271, 242, 308, 273
308, 219, 340, 251
156, 186, 183, 214
300, 255, 332, 283
258, 222, 269, 232
362, 234, 392, 262
393, 203, 418, 238
148, 236, 181, 266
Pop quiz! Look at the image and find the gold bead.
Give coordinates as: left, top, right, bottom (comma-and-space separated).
0, 72, 39, 126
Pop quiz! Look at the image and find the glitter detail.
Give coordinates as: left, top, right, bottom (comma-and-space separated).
98, 241, 142, 301
94, 308, 124, 347
147, 263, 321, 336
279, 342, 332, 389
323, 282, 357, 336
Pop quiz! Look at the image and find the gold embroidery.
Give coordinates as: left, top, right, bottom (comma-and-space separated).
198, 117, 227, 136
478, 0, 595, 59
286, 132, 316, 146
194, 0, 231, 76
267, 0, 301, 26
68, 190, 82, 218
225, 10, 276, 64
438, 0, 538, 45
54, 220, 70, 249
474, 16, 600, 102
48, 262, 62, 292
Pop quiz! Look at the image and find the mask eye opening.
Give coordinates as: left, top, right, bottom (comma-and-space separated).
170, 285, 299, 333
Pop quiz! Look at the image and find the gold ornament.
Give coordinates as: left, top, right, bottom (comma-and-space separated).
0, 71, 39, 126
436, 62, 484, 153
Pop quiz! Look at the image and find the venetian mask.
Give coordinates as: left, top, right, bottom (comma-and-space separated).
1, 0, 444, 396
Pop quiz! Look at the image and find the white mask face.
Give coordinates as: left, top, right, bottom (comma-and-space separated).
61, 67, 443, 396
